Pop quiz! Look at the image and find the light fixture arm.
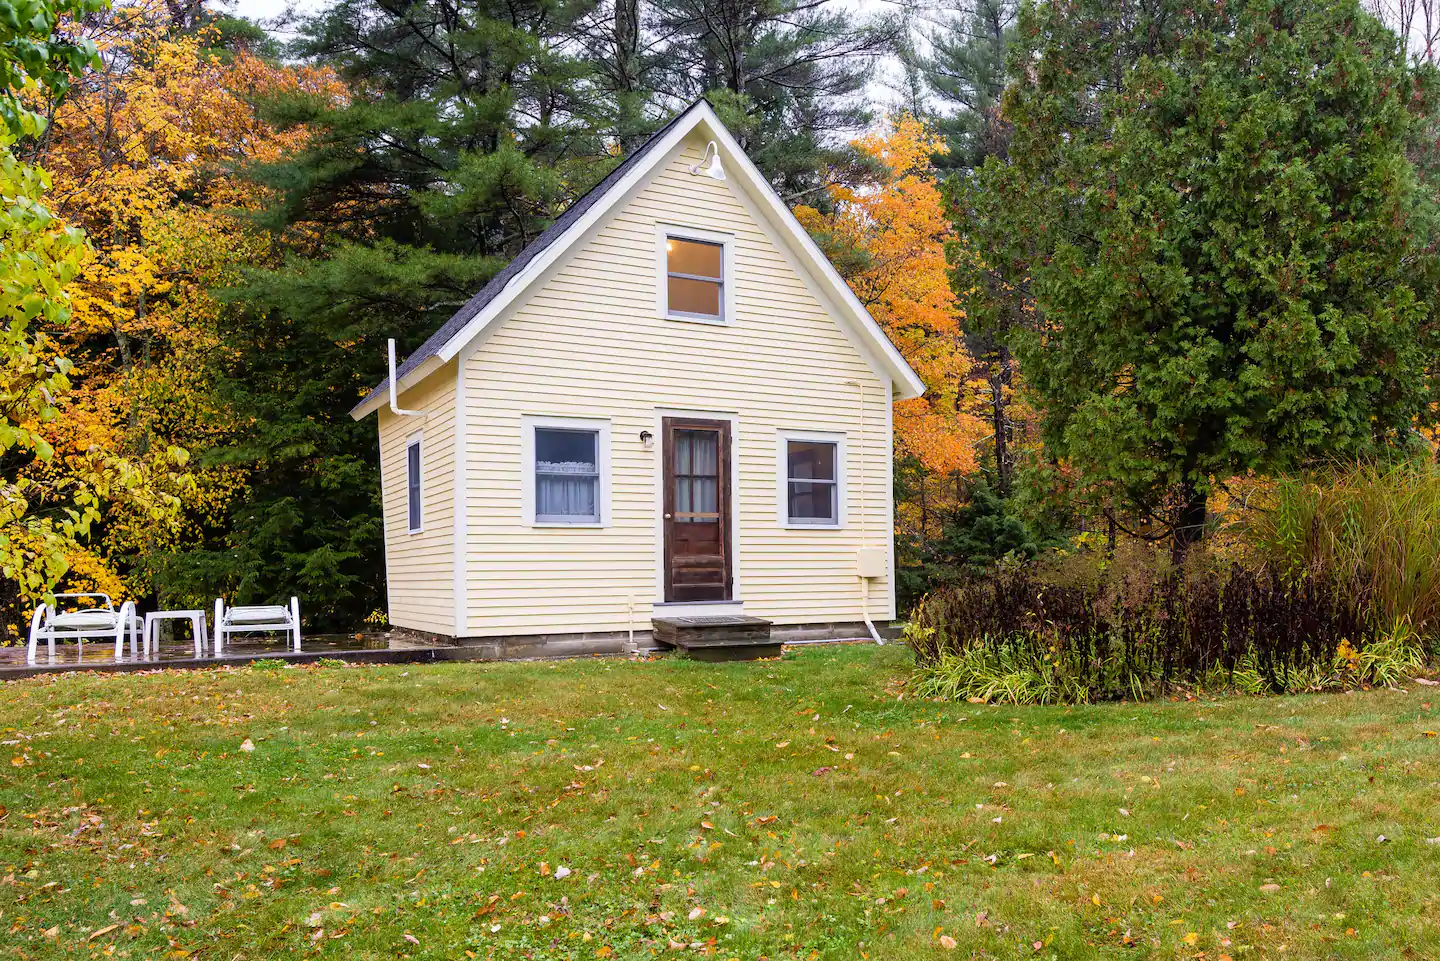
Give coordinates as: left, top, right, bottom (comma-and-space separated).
688, 140, 726, 180
689, 141, 719, 175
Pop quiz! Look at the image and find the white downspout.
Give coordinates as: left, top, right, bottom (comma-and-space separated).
846, 379, 884, 645
388, 339, 425, 417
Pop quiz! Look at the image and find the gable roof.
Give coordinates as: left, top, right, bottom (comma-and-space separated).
351, 100, 925, 419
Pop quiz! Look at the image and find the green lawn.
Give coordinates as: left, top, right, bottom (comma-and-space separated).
2, 644, 1438, 960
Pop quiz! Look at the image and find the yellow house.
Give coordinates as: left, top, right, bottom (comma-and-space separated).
350, 101, 924, 655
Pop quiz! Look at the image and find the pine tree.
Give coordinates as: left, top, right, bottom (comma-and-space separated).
923, 0, 1016, 173
925, 0, 1021, 493
648, 0, 897, 201
202, 0, 615, 624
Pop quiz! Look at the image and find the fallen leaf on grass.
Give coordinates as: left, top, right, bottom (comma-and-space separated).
239, 739, 255, 752
1259, 884, 1281, 893
939, 934, 957, 949
403, 933, 420, 945
88, 924, 121, 941
812, 767, 833, 777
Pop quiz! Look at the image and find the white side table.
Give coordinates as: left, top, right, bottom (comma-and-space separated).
144, 610, 209, 658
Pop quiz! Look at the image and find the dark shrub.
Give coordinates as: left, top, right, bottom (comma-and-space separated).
907, 561, 1387, 703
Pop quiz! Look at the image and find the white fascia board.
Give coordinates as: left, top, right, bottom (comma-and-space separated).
693, 107, 928, 401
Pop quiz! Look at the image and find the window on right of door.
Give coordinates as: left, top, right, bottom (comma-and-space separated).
783, 437, 840, 527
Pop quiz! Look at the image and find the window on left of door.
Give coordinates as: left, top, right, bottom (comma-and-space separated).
533, 427, 601, 523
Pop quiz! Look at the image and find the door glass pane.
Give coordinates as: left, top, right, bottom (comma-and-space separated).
668, 276, 721, 317
667, 238, 722, 279
787, 440, 836, 481
693, 477, 717, 513
691, 432, 718, 476
675, 432, 692, 476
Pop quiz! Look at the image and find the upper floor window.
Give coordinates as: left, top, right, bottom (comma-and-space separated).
659, 228, 731, 323
406, 433, 423, 533
666, 237, 723, 319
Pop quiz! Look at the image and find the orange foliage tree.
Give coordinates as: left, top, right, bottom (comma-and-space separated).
796, 116, 986, 477
796, 116, 988, 555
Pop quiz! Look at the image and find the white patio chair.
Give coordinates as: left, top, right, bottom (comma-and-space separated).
213, 596, 301, 655
27, 593, 140, 664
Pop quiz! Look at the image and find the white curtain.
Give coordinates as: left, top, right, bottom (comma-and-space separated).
537, 474, 597, 518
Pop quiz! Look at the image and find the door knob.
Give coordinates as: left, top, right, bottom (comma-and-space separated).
664, 513, 672, 519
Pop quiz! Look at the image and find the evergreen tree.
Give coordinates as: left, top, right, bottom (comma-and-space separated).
648, 0, 897, 201
923, 0, 1016, 173
968, 0, 1439, 561
185, 0, 616, 625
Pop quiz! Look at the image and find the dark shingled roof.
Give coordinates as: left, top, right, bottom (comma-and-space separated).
352, 99, 707, 416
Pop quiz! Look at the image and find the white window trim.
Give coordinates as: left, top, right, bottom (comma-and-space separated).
522, 415, 612, 528
405, 430, 424, 534
776, 430, 846, 529
655, 224, 736, 326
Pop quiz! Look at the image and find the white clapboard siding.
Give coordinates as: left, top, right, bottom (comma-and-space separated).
457, 133, 894, 637
378, 363, 456, 634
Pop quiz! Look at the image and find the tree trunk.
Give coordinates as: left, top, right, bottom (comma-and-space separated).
991, 342, 1013, 496
1170, 480, 1207, 565
919, 473, 928, 548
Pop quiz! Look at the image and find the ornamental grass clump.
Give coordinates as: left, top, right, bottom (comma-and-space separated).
1244, 459, 1440, 640
905, 562, 1410, 705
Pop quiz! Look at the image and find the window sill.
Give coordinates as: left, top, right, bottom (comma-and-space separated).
406, 527, 424, 535
663, 313, 730, 327
781, 522, 843, 531
529, 521, 607, 529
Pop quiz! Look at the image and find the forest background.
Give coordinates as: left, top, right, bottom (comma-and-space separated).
5, 0, 1440, 634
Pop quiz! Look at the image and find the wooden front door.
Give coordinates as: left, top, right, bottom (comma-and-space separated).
663, 418, 731, 602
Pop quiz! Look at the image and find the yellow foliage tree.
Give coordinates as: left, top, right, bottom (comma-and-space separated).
1, 0, 190, 638
25, 3, 345, 603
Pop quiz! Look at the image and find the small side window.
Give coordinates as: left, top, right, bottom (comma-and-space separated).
784, 438, 839, 526
406, 435, 423, 533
